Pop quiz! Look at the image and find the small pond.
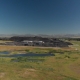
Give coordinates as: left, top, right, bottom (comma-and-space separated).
0, 51, 10, 54
0, 51, 55, 57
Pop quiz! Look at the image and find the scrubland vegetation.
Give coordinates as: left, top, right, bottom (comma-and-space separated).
0, 41, 80, 80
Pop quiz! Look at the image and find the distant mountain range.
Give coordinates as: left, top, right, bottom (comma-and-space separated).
0, 34, 80, 38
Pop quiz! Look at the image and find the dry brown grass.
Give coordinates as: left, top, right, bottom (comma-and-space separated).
0, 45, 75, 51
0, 40, 13, 43
0, 45, 33, 51
0, 73, 5, 78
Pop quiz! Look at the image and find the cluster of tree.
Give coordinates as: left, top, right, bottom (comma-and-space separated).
0, 37, 9, 41
8, 36, 72, 47
9, 36, 56, 42
64, 38, 80, 41
0, 37, 80, 41
0, 36, 73, 47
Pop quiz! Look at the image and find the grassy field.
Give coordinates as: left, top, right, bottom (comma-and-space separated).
0, 41, 80, 80
0, 40, 13, 43
0, 45, 74, 52
0, 50, 80, 80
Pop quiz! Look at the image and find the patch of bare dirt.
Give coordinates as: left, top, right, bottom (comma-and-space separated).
69, 63, 80, 75
26, 69, 37, 71
0, 73, 5, 78
21, 69, 38, 78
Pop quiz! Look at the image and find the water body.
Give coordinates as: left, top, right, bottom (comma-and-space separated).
0, 51, 10, 54
0, 51, 55, 57
10, 53, 55, 57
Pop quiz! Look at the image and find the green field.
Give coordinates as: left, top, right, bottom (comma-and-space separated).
0, 41, 80, 80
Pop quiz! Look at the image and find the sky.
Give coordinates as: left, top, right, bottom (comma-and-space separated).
0, 0, 80, 35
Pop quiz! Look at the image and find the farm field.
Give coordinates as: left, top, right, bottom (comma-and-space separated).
0, 41, 80, 80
